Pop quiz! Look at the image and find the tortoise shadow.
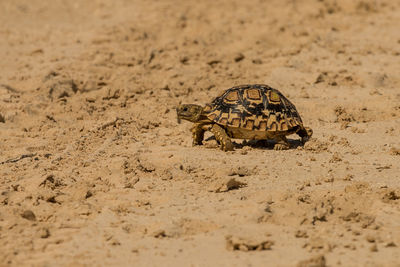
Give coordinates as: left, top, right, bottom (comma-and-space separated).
205, 136, 303, 150
237, 139, 303, 150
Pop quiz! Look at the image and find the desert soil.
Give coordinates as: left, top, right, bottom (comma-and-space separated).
0, 0, 400, 266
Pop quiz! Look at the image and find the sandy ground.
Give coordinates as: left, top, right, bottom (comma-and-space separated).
0, 0, 400, 266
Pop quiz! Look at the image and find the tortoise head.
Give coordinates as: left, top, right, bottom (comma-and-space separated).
176, 104, 203, 123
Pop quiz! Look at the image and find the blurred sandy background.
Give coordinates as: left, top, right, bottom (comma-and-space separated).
0, 0, 399, 266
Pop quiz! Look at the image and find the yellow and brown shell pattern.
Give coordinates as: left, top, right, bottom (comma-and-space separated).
203, 84, 303, 132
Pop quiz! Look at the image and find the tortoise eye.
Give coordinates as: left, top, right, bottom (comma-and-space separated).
183, 107, 188, 112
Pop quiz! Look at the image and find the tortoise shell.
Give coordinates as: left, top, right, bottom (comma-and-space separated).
203, 84, 303, 132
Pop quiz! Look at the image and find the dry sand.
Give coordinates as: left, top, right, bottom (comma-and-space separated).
0, 0, 400, 266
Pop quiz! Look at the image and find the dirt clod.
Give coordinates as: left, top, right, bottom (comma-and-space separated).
209, 177, 246, 193
297, 255, 326, 267
21, 210, 36, 221
226, 235, 274, 251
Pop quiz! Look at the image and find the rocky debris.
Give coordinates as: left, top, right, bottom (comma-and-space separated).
233, 53, 245, 62
297, 255, 326, 267
152, 229, 168, 239
38, 228, 51, 239
304, 138, 329, 152
123, 177, 140, 189
311, 199, 334, 224
21, 210, 36, 221
43, 72, 79, 100
334, 106, 355, 127
340, 212, 376, 229
227, 166, 254, 177
137, 157, 156, 173
370, 244, 378, 252
226, 235, 274, 251
381, 190, 400, 203
208, 177, 246, 193
389, 147, 400, 155
329, 152, 342, 163
303, 237, 332, 252
295, 230, 308, 238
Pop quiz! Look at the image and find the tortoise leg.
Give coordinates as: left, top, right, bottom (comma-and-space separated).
211, 124, 234, 151
191, 123, 206, 146
273, 135, 290, 150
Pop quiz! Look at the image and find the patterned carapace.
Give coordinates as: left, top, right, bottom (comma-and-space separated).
203, 84, 303, 132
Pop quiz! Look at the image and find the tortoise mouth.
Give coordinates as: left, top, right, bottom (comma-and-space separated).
177, 112, 197, 122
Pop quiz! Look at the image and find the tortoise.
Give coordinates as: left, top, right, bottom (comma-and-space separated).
177, 84, 313, 151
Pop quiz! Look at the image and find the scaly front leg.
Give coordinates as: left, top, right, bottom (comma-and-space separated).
191, 123, 206, 146
211, 124, 234, 151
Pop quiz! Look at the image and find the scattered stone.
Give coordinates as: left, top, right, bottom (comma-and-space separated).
39, 228, 50, 238
295, 230, 308, 238
180, 56, 189, 65
365, 234, 375, 243
337, 137, 350, 146
298, 194, 312, 204
0, 113, 5, 123
297, 255, 326, 267
102, 88, 121, 100
376, 165, 391, 171
304, 237, 332, 252
252, 59, 262, 64
157, 169, 174, 181
85, 96, 96, 103
226, 235, 274, 251
264, 203, 272, 213
370, 244, 378, 252
85, 190, 93, 199
382, 190, 400, 203
39, 174, 63, 189
351, 127, 365, 133
209, 177, 246, 193
227, 166, 252, 177
341, 212, 375, 229
304, 139, 329, 152
207, 59, 221, 66
344, 243, 356, 250
315, 72, 327, 84
124, 177, 140, 189
21, 210, 36, 221
110, 238, 121, 246
72, 187, 93, 200
334, 106, 354, 124
329, 152, 342, 163
46, 77, 78, 99
324, 176, 334, 183
385, 242, 397, 247
352, 230, 361, 236
234, 53, 245, 62
153, 230, 167, 238
343, 174, 354, 181
137, 158, 156, 173
389, 147, 400, 155
0, 83, 19, 93
311, 199, 334, 224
